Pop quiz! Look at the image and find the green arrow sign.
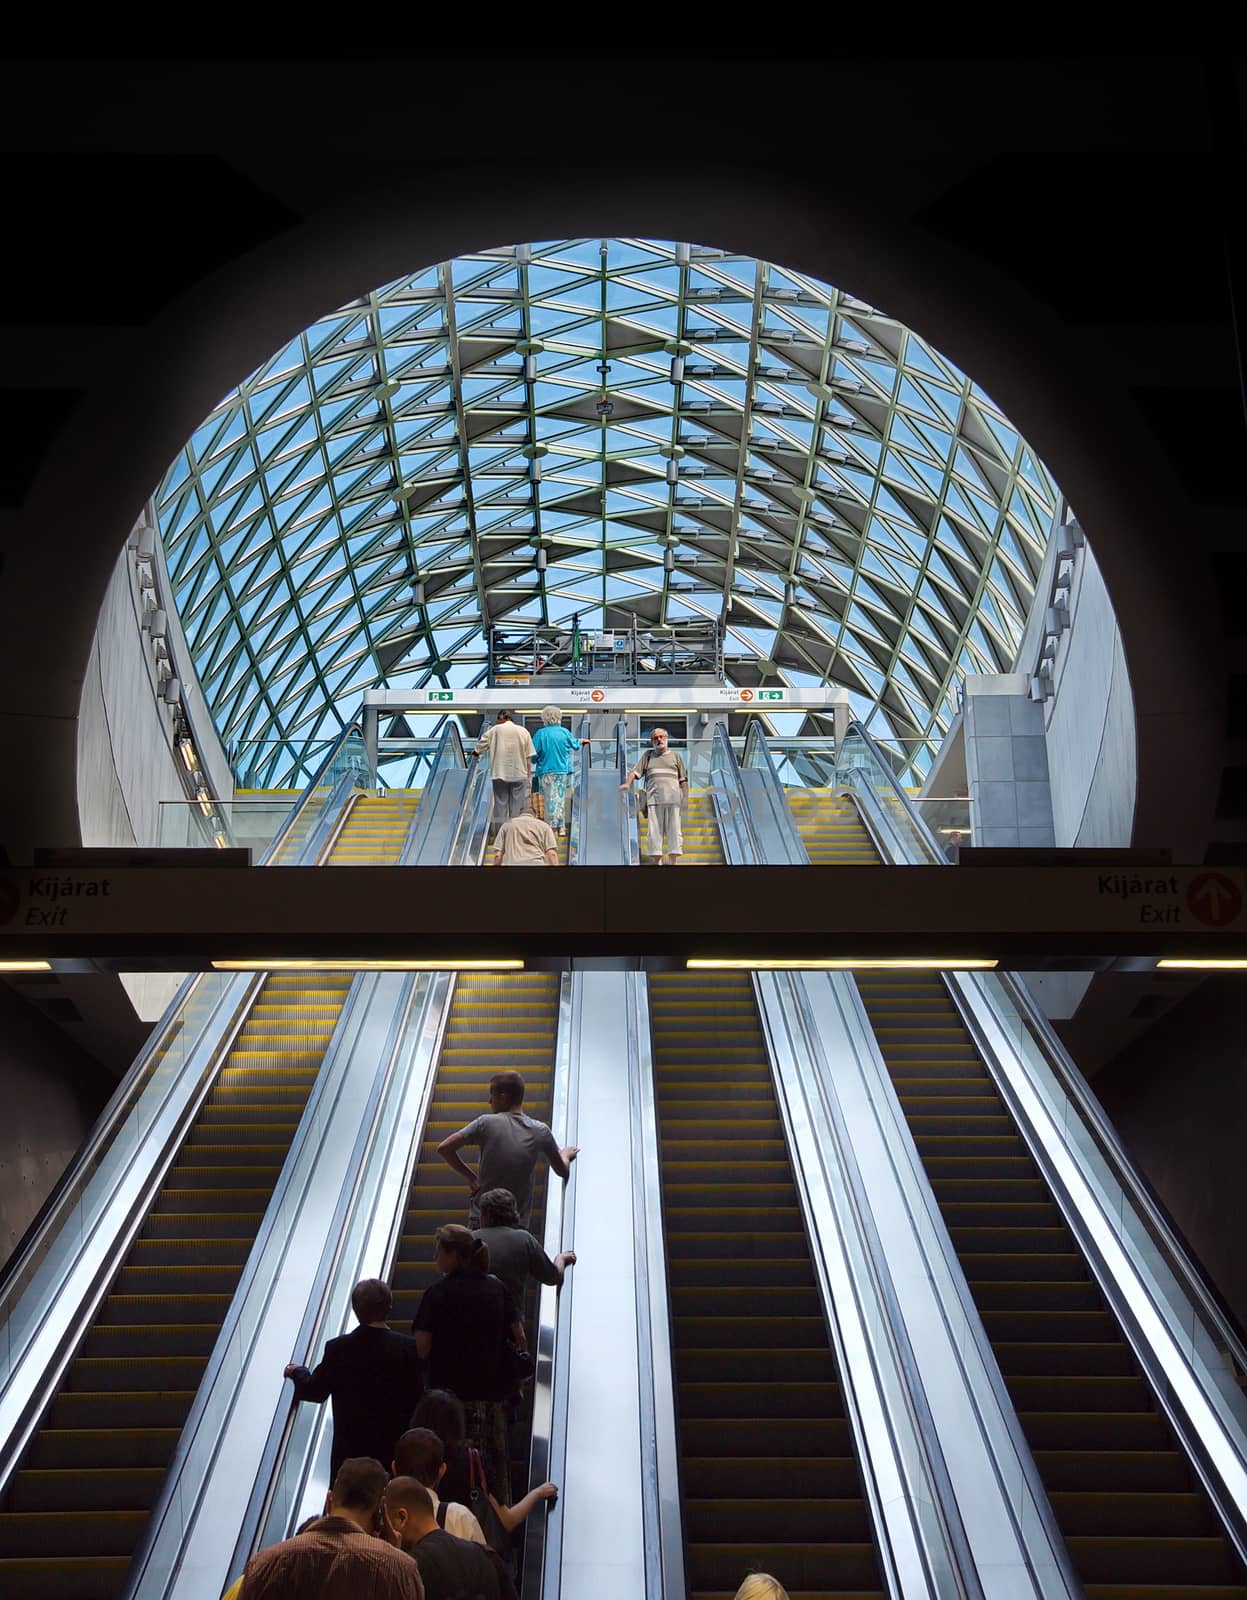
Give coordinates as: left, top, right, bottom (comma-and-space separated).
428, 691, 455, 702
758, 690, 785, 701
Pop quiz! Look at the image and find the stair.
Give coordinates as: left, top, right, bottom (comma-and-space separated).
784, 790, 879, 864
389, 972, 561, 1503
638, 789, 723, 865
650, 972, 884, 1600
854, 972, 1247, 1599
0, 793, 425, 1599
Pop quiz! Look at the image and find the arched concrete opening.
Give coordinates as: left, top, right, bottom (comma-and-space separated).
2, 156, 1222, 861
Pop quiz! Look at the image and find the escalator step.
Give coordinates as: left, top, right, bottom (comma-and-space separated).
4, 1469, 166, 1513
687, 1540, 880, 1592
679, 1383, 842, 1419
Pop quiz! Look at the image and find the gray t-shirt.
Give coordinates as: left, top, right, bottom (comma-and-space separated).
473, 1224, 561, 1304
461, 1111, 560, 1227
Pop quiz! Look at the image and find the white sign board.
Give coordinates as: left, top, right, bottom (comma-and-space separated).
363, 685, 850, 712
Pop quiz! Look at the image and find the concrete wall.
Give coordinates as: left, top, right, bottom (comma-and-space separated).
76, 536, 232, 1020
1043, 541, 1137, 849
0, 981, 110, 1268
963, 675, 1055, 847
1094, 975, 1247, 1332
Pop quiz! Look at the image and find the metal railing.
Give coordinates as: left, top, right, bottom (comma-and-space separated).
126, 715, 491, 1597
712, 729, 1080, 1599
0, 720, 367, 1503
840, 717, 1247, 1567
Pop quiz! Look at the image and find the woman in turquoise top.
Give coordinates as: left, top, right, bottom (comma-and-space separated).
531, 706, 579, 834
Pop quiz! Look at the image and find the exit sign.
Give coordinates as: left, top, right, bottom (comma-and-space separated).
758, 690, 785, 701
428, 691, 455, 702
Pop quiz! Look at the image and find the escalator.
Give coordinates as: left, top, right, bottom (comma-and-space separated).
819, 796, 1247, 1600
389, 972, 560, 1503
637, 788, 721, 866
650, 971, 884, 1600
0, 791, 423, 1600
785, 789, 879, 865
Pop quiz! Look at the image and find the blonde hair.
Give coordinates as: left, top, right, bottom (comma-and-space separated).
734, 1578, 790, 1600
541, 705, 563, 726
435, 1224, 490, 1275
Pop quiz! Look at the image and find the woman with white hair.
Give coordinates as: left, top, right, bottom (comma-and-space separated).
734, 1577, 790, 1600
531, 705, 579, 835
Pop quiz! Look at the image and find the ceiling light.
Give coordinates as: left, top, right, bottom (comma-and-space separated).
686, 958, 998, 971
0, 960, 52, 972
212, 959, 526, 973
1155, 958, 1247, 970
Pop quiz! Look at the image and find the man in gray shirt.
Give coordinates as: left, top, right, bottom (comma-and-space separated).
473, 1187, 576, 1304
437, 1070, 579, 1227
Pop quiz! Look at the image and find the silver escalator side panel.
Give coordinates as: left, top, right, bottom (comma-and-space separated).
779, 969, 1082, 1600
521, 974, 574, 1600
572, 718, 635, 866
843, 718, 1247, 1562
124, 969, 427, 1600
0, 971, 262, 1500
0, 727, 366, 1500
550, 972, 683, 1600
739, 721, 809, 865
244, 967, 457, 1554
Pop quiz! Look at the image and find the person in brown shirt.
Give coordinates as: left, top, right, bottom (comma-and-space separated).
492, 811, 558, 866
239, 1456, 424, 1599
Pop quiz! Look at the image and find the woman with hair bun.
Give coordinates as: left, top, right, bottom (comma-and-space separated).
412, 1224, 525, 1500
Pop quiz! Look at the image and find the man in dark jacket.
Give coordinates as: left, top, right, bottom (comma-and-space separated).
283, 1278, 424, 1476
383, 1476, 510, 1600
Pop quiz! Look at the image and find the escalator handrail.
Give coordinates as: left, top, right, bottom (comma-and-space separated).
625, 970, 686, 1600
123, 964, 423, 1600
756, 966, 988, 1600
256, 718, 371, 866
615, 718, 639, 865
0, 731, 364, 1468
840, 718, 1247, 1385
0, 968, 264, 1503
843, 723, 1247, 1553
395, 719, 467, 863
741, 720, 815, 864
707, 721, 763, 863
566, 716, 591, 866
445, 734, 494, 866
521, 972, 577, 1600
224, 969, 456, 1576
0, 723, 363, 1316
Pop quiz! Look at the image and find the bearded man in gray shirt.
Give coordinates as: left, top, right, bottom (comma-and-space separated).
437, 1070, 579, 1228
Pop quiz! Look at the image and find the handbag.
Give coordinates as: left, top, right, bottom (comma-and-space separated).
502, 1335, 534, 1389
467, 1446, 515, 1572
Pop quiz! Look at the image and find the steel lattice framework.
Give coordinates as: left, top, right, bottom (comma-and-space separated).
157, 239, 1056, 786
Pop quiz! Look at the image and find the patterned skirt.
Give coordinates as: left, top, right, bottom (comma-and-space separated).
463, 1397, 511, 1505
538, 770, 570, 830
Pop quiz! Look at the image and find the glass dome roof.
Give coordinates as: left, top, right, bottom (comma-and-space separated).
157, 238, 1056, 786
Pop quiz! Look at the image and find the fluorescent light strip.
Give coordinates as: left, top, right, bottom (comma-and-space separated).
1155, 958, 1247, 970
212, 959, 524, 973
687, 958, 998, 971
0, 960, 52, 972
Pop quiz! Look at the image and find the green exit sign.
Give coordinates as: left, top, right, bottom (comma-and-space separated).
758, 690, 785, 701
428, 691, 455, 702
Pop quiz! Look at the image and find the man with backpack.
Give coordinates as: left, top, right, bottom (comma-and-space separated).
383, 1477, 515, 1600
392, 1428, 487, 1548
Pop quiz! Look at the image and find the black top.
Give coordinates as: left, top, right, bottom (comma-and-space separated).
412, 1272, 518, 1402
288, 1324, 424, 1476
408, 1528, 500, 1600
440, 1441, 501, 1509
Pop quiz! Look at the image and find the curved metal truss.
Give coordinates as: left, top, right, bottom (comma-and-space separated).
157, 239, 1056, 786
